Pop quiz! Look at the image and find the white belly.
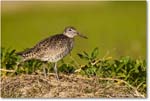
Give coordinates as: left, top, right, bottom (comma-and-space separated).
40, 49, 70, 62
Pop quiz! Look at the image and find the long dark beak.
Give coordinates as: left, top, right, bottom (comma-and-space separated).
77, 32, 88, 39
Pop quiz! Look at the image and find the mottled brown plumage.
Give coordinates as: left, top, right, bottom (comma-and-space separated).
16, 26, 87, 80
17, 34, 74, 62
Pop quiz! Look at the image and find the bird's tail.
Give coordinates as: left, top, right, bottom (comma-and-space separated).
16, 48, 34, 61
16, 51, 24, 56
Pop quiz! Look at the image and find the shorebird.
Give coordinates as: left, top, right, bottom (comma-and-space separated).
16, 26, 87, 80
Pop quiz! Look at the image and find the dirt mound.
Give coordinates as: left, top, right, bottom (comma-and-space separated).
0, 74, 145, 98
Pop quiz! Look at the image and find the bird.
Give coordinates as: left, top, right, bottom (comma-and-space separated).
16, 26, 88, 80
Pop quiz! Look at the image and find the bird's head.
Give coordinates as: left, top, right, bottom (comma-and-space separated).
63, 26, 88, 39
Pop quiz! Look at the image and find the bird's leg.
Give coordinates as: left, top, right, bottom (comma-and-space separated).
47, 64, 49, 76
54, 62, 59, 80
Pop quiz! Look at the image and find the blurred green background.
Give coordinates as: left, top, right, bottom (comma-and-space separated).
1, 1, 146, 63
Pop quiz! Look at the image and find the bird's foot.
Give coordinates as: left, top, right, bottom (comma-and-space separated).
55, 74, 60, 81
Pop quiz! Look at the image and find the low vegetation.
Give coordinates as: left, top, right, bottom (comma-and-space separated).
0, 47, 146, 98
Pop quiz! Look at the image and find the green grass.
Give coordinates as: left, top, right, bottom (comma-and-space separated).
0, 47, 146, 96
1, 1, 146, 61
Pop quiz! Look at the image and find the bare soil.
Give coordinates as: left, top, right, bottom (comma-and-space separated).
0, 74, 145, 98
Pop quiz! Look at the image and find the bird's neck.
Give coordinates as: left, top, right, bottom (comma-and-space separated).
63, 33, 74, 38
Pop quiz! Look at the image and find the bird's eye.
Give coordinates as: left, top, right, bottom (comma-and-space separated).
68, 29, 72, 31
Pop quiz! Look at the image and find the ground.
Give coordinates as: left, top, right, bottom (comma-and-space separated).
0, 73, 144, 98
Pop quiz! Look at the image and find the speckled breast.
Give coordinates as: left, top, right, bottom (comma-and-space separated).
39, 37, 74, 62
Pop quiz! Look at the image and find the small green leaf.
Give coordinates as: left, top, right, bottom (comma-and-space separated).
91, 47, 99, 59
83, 51, 89, 57
77, 53, 89, 60
9, 49, 16, 56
